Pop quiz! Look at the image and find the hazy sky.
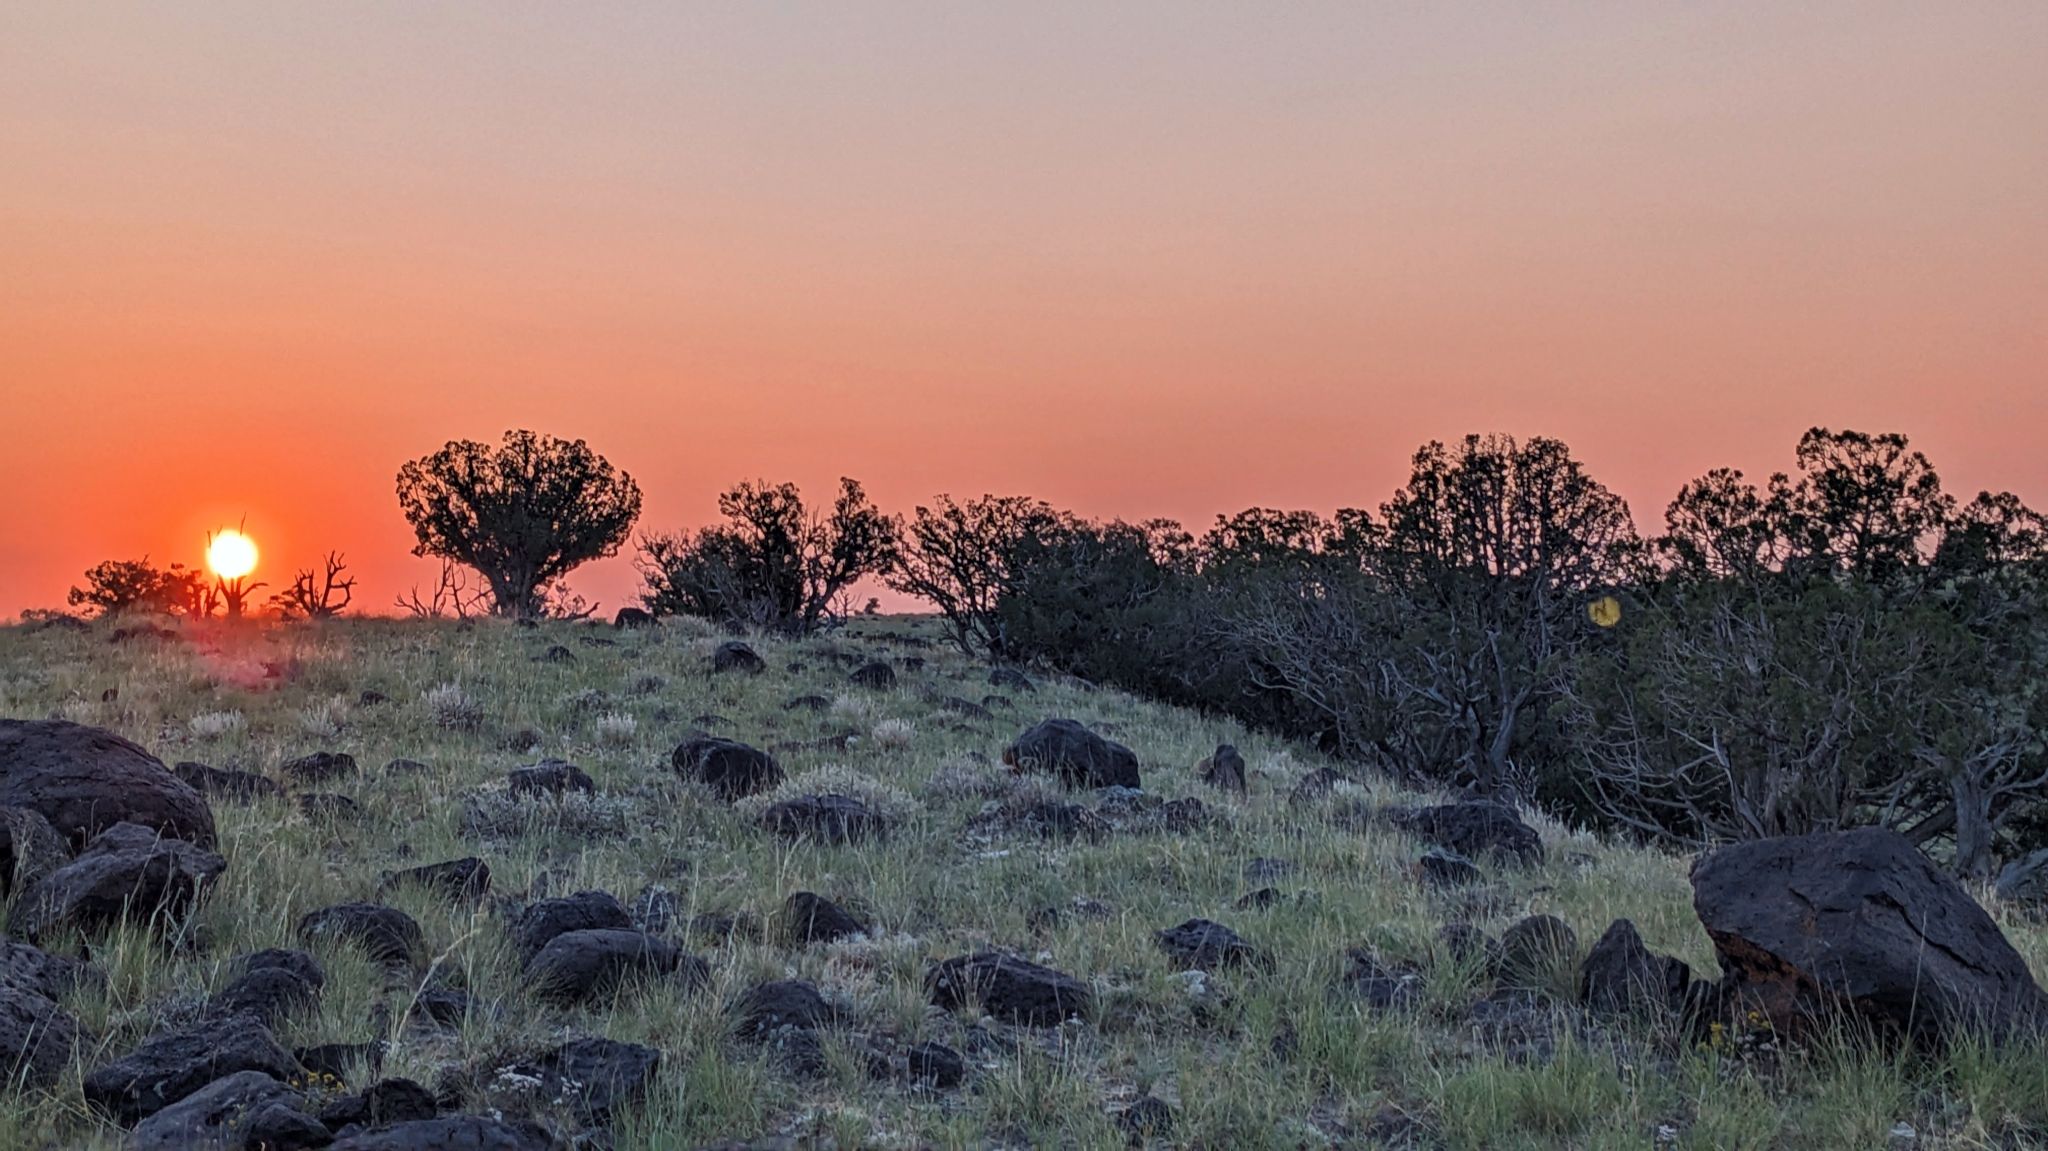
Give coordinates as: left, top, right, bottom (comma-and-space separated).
3, 3, 2044, 615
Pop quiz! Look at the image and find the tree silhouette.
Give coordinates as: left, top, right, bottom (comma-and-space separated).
396, 430, 641, 619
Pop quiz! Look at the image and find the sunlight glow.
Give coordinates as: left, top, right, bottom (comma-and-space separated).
206, 530, 259, 580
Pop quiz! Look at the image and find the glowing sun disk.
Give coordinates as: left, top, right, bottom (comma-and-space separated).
207, 530, 259, 580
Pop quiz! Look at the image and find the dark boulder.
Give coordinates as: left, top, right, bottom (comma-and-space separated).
779, 892, 867, 945
760, 794, 887, 845
0, 804, 69, 896
673, 736, 783, 801
711, 641, 766, 675
524, 1037, 660, 1126
506, 759, 594, 798
83, 1011, 301, 1124
0, 719, 217, 848
1001, 719, 1140, 790
1498, 915, 1579, 986
13, 821, 226, 940
1155, 919, 1266, 972
381, 857, 492, 905
525, 928, 705, 1005
0, 983, 78, 1088
613, 607, 656, 629
318, 1077, 438, 1131
1388, 802, 1544, 866
0, 938, 99, 1001
848, 661, 896, 690
328, 1116, 555, 1151
282, 751, 356, 784
174, 762, 284, 803
736, 979, 839, 1037
1578, 919, 1692, 1015
299, 792, 364, 821
510, 890, 633, 961
903, 1041, 966, 1089
1416, 849, 1483, 888
1197, 744, 1247, 795
128, 1070, 327, 1151
1343, 951, 1424, 1011
209, 965, 322, 1028
298, 903, 424, 968
1692, 827, 2048, 1045
926, 951, 1091, 1026
989, 668, 1035, 692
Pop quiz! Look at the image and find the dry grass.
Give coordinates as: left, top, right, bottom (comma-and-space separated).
0, 614, 2045, 1149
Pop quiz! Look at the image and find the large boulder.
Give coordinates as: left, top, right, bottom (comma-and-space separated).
515, 1037, 660, 1126
1197, 745, 1247, 795
127, 1070, 328, 1151
11, 821, 226, 940
711, 640, 766, 675
83, 1011, 302, 1124
759, 794, 887, 845
926, 951, 1092, 1026
1002, 719, 1141, 790
778, 892, 866, 945
1692, 827, 2048, 1044
1154, 919, 1266, 972
0, 719, 217, 848
525, 928, 705, 1004
0, 982, 79, 1088
673, 736, 782, 801
174, 762, 285, 804
1387, 802, 1544, 866
380, 857, 492, 905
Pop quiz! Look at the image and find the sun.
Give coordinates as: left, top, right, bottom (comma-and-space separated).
206, 530, 259, 580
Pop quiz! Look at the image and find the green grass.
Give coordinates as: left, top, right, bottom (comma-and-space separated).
1, 613, 2046, 1148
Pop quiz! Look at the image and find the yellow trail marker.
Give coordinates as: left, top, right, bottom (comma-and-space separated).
1587, 595, 1622, 628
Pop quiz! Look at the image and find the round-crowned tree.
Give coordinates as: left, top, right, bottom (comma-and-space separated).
396, 430, 642, 619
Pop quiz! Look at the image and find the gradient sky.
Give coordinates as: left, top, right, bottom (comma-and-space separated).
4, 3, 2044, 616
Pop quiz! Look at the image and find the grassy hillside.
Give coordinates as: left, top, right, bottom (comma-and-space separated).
1, 615, 2045, 1149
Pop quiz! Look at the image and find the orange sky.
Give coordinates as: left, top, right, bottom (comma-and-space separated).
3, 3, 2045, 617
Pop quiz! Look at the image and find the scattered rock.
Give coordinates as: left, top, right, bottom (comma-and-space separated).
83, 1011, 302, 1124
927, 951, 1092, 1026
0, 938, 98, 1001
0, 719, 218, 848
1118, 1095, 1176, 1142
298, 792, 364, 821
673, 736, 783, 800
209, 951, 325, 1027
760, 793, 887, 845
319, 1076, 438, 1132
779, 892, 867, 945
1416, 848, 1483, 888
0, 804, 69, 896
631, 885, 678, 935
524, 1036, 661, 1126
298, 903, 424, 968
526, 928, 704, 1004
13, 821, 226, 940
506, 759, 594, 797
736, 979, 839, 1037
174, 762, 284, 803
1692, 827, 2048, 1045
903, 1041, 966, 1088
128, 1070, 326, 1151
282, 751, 357, 783
404, 986, 476, 1031
511, 890, 634, 961
848, 661, 896, 690
0, 982, 78, 1088
711, 641, 766, 675
989, 668, 1035, 692
1155, 919, 1266, 972
1498, 915, 1579, 986
1002, 719, 1141, 790
328, 1116, 555, 1151
1579, 918, 1692, 1015
1197, 744, 1247, 795
1343, 951, 1424, 1011
1388, 802, 1544, 866
381, 857, 492, 905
